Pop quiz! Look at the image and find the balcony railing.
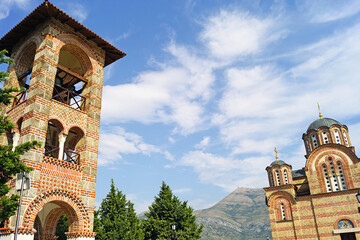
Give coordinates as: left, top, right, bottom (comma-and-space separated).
44, 144, 59, 159
44, 144, 80, 165
52, 85, 86, 111
63, 149, 80, 165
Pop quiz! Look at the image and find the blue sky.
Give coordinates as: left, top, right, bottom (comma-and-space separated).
1, 0, 360, 213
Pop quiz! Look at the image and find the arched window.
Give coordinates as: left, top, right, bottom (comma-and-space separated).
322, 131, 329, 144
283, 169, 289, 184
275, 199, 292, 221
275, 170, 281, 186
322, 157, 348, 192
13, 42, 36, 106
280, 203, 286, 220
305, 139, 311, 153
269, 171, 274, 187
322, 164, 332, 192
336, 162, 347, 190
334, 130, 341, 144
63, 127, 84, 164
343, 130, 349, 147
52, 44, 90, 111
311, 134, 318, 148
44, 120, 64, 159
328, 158, 339, 191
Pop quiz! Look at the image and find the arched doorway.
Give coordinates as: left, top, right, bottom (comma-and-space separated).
22, 190, 91, 240
33, 201, 79, 240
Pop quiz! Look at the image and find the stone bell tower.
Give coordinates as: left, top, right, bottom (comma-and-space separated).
0, 1, 125, 239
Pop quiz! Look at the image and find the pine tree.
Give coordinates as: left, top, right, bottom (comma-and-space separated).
94, 179, 144, 240
0, 49, 40, 222
143, 182, 203, 240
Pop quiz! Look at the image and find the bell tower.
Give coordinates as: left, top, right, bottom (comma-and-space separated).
0, 1, 125, 240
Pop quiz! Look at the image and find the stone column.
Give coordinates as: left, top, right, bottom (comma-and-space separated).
58, 134, 67, 160
12, 132, 20, 150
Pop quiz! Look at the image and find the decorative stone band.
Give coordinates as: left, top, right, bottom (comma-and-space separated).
333, 228, 360, 234
17, 228, 37, 235
43, 155, 83, 171
65, 232, 96, 238
0, 228, 36, 236
0, 228, 12, 236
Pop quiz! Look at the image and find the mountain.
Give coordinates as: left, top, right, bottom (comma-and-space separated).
194, 187, 272, 240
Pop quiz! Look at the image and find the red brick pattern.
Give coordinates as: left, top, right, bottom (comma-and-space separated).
265, 144, 360, 239
22, 189, 90, 231
1, 16, 109, 238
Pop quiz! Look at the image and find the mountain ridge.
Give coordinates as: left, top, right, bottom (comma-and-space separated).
194, 187, 272, 240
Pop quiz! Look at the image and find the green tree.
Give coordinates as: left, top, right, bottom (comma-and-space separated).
55, 214, 69, 240
0, 49, 40, 222
143, 182, 203, 240
94, 179, 144, 240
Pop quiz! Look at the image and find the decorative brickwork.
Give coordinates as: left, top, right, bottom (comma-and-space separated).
0, 1, 124, 239
265, 117, 360, 240
22, 190, 90, 231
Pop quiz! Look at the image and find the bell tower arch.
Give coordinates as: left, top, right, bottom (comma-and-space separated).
0, 1, 125, 240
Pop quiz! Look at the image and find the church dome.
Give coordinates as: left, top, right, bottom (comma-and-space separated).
307, 118, 342, 132
270, 160, 286, 167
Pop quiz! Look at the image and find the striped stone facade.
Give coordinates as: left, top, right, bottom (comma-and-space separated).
0, 1, 124, 240
265, 118, 360, 240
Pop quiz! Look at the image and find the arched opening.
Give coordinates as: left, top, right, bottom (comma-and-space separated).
16, 117, 24, 135
274, 198, 292, 221
33, 201, 79, 240
13, 42, 36, 106
52, 44, 91, 110
63, 126, 84, 164
44, 119, 64, 159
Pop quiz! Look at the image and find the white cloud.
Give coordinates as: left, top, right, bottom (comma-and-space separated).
298, 0, 360, 23
98, 127, 170, 166
115, 30, 132, 41
178, 19, 360, 193
199, 10, 283, 59
178, 151, 269, 192
65, 3, 88, 22
102, 43, 216, 135
164, 151, 175, 161
103, 5, 360, 194
0, 0, 30, 20
348, 122, 360, 151
133, 199, 153, 214
173, 188, 192, 194
195, 136, 210, 150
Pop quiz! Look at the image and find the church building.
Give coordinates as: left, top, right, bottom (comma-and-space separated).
0, 1, 125, 240
264, 110, 360, 240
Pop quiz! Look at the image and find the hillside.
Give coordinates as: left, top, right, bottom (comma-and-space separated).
194, 187, 272, 240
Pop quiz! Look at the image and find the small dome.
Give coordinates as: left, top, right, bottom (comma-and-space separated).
270, 160, 286, 167
307, 118, 342, 132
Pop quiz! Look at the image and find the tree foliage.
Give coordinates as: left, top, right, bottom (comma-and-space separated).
143, 181, 203, 240
55, 214, 69, 240
94, 179, 144, 240
0, 49, 40, 222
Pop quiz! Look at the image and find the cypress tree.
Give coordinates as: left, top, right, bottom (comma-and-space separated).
143, 181, 203, 240
94, 179, 144, 240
